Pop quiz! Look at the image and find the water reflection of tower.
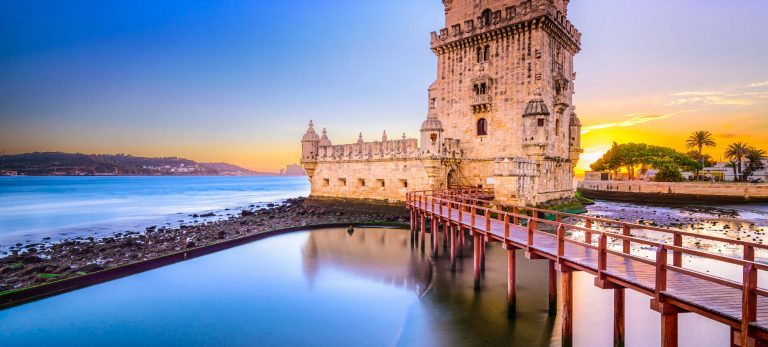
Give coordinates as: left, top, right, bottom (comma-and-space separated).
301, 228, 431, 294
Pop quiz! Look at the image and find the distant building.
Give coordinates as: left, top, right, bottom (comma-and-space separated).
694, 160, 768, 182
301, 0, 583, 206
284, 164, 306, 176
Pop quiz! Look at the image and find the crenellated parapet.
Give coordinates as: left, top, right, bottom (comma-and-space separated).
309, 128, 464, 163
430, 0, 580, 53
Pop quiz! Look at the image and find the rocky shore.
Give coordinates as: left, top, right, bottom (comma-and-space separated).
0, 197, 409, 292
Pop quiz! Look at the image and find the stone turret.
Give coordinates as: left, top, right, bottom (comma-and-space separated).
301, 120, 320, 178
568, 107, 583, 168
420, 113, 444, 155
522, 92, 550, 156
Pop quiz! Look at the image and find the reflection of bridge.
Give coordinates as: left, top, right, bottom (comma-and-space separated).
301, 228, 431, 295
407, 189, 768, 347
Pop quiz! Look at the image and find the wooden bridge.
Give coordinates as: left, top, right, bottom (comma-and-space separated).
406, 189, 768, 347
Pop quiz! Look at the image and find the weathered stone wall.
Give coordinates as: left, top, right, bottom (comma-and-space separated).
579, 180, 768, 203
308, 159, 445, 203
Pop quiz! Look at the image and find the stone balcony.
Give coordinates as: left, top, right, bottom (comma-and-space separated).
494, 157, 539, 177
471, 94, 492, 113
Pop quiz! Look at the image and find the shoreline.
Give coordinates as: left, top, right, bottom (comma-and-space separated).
0, 197, 409, 298
579, 180, 768, 204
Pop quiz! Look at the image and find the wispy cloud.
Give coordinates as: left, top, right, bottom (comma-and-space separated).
581, 110, 696, 135
667, 94, 754, 106
661, 82, 768, 107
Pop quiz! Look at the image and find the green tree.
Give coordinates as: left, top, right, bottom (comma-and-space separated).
685, 150, 714, 168
590, 142, 700, 180
654, 163, 684, 182
685, 131, 716, 179
742, 148, 766, 181
725, 142, 751, 181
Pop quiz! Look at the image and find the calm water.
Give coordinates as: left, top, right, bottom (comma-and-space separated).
0, 227, 729, 346
0, 176, 309, 246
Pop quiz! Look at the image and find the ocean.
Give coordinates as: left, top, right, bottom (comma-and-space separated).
0, 176, 309, 247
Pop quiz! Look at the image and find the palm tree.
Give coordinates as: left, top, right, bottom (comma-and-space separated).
725, 142, 751, 181
742, 149, 767, 181
685, 131, 716, 179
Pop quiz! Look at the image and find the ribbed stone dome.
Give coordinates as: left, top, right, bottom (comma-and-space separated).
420, 115, 443, 132
302, 120, 320, 142
569, 113, 581, 127
523, 97, 550, 117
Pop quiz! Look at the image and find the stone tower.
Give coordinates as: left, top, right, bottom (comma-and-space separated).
300, 0, 582, 206
429, 0, 582, 204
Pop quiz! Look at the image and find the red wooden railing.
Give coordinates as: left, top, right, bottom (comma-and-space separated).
406, 189, 768, 342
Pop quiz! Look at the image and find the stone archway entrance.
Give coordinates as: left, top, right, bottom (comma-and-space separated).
447, 169, 461, 189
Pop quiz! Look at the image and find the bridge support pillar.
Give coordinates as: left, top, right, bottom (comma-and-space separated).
548, 260, 557, 316
432, 217, 439, 256
506, 246, 516, 317
473, 232, 481, 291
443, 221, 449, 251
419, 213, 426, 246
409, 209, 414, 232
614, 288, 625, 347
480, 235, 486, 272
562, 269, 574, 347
653, 301, 679, 347
458, 227, 464, 257
449, 224, 457, 272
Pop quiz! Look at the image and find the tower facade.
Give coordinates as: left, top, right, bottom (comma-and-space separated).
429, 0, 582, 204
301, 0, 582, 206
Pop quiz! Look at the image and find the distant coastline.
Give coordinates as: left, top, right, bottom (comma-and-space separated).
0, 152, 304, 177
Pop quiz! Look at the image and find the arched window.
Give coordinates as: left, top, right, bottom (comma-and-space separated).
477, 118, 488, 136
476, 47, 482, 63
479, 83, 487, 94
483, 45, 490, 61
481, 9, 492, 28
473, 84, 479, 95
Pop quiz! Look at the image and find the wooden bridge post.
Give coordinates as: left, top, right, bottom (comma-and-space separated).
562, 269, 574, 347
473, 232, 482, 290
741, 263, 757, 347
450, 224, 457, 272
420, 213, 426, 246
745, 244, 755, 262
661, 307, 678, 347
458, 226, 465, 257
480, 235, 486, 272
443, 219, 449, 251
513, 206, 519, 225
471, 205, 476, 229
409, 208, 414, 232
504, 213, 510, 240
622, 225, 631, 254
673, 234, 682, 267
614, 288, 625, 347
432, 217, 439, 256
526, 218, 534, 247
507, 247, 516, 317
549, 260, 557, 316
584, 219, 593, 244
655, 246, 678, 347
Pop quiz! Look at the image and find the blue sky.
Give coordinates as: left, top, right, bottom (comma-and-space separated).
1, 0, 766, 171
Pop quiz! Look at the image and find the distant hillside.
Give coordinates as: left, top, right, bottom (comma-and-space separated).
0, 152, 268, 176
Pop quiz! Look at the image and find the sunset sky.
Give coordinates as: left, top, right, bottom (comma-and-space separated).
1, 0, 766, 172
